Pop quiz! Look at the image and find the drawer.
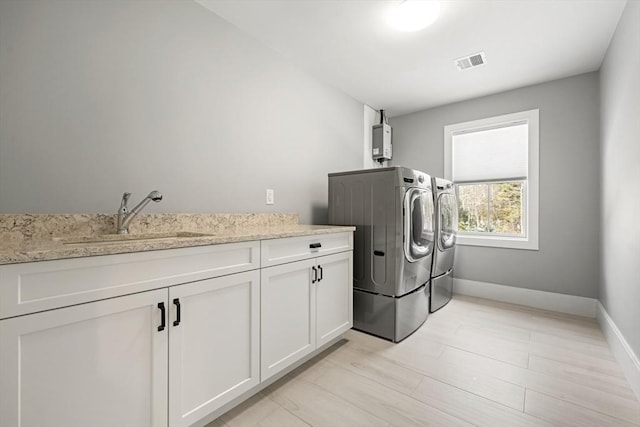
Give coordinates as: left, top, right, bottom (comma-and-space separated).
0, 241, 259, 319
260, 232, 353, 268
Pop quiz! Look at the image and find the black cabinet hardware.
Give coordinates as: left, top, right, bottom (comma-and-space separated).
312, 266, 317, 283
318, 265, 323, 282
374, 250, 385, 256
309, 243, 322, 249
173, 298, 181, 327
158, 302, 166, 331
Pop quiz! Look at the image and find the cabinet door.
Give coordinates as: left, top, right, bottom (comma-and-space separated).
316, 251, 353, 347
261, 259, 316, 382
0, 289, 168, 427
169, 270, 260, 427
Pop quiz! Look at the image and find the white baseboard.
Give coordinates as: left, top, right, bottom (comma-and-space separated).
452, 278, 598, 318
597, 301, 640, 400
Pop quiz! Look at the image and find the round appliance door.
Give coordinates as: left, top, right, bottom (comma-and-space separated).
438, 193, 458, 251
404, 188, 435, 262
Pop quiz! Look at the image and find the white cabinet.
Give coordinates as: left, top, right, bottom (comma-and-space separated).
0, 232, 352, 427
0, 271, 260, 427
0, 288, 169, 427
0, 242, 260, 427
169, 270, 260, 427
0, 241, 259, 319
260, 232, 352, 268
315, 251, 353, 348
260, 249, 352, 382
260, 259, 317, 381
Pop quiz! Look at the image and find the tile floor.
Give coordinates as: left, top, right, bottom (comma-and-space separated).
207, 295, 640, 427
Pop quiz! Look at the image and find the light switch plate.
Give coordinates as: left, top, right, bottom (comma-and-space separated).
266, 189, 274, 205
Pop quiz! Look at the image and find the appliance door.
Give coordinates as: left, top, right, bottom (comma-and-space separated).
433, 192, 458, 277
437, 193, 458, 252
403, 188, 435, 263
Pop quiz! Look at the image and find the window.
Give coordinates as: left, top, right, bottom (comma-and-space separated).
444, 109, 539, 250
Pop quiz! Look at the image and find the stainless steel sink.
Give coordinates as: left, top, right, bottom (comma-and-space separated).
58, 232, 214, 245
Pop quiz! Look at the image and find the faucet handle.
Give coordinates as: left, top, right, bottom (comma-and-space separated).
120, 192, 131, 212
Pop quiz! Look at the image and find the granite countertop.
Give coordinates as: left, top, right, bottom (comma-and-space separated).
0, 214, 355, 265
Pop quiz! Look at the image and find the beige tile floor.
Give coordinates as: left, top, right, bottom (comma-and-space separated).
208, 295, 640, 427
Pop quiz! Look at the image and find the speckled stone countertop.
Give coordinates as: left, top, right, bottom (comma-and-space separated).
0, 213, 355, 265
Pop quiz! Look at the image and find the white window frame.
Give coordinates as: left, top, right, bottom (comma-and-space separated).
444, 109, 539, 250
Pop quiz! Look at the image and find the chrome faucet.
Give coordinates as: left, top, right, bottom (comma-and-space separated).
117, 190, 163, 234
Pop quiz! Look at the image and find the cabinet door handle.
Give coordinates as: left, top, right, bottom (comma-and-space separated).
158, 302, 166, 331
309, 243, 322, 249
173, 298, 181, 327
318, 265, 323, 282
311, 266, 317, 283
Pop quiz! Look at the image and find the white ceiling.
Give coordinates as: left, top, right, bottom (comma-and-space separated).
196, 0, 626, 117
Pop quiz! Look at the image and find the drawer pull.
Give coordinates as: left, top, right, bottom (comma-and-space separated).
158, 302, 166, 331
309, 243, 322, 249
374, 250, 385, 256
173, 298, 181, 327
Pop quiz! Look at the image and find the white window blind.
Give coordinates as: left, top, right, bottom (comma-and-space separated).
452, 122, 528, 182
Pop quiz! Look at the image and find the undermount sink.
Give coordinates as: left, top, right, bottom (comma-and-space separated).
57, 232, 214, 245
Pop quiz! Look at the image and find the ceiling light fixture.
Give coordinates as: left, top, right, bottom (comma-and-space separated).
387, 0, 440, 32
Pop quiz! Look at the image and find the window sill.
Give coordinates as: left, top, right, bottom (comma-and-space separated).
456, 234, 539, 250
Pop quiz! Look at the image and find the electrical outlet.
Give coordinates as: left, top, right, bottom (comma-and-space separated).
266, 189, 274, 205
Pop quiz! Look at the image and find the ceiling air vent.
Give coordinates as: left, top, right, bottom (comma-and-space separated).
455, 52, 486, 71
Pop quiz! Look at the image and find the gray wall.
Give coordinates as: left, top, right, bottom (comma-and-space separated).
0, 0, 363, 224
600, 1, 640, 359
390, 73, 601, 298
